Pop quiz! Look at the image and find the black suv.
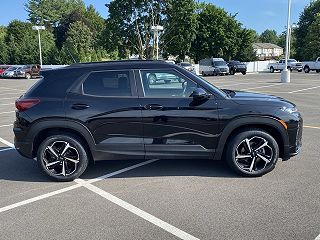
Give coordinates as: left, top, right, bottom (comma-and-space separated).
228, 61, 247, 75
14, 61, 302, 181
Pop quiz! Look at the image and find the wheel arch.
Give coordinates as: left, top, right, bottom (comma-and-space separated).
30, 119, 95, 161
214, 116, 288, 160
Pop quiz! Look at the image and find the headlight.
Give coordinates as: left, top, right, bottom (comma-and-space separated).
281, 106, 298, 114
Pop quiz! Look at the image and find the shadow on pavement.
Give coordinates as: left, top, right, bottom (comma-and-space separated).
0, 147, 238, 183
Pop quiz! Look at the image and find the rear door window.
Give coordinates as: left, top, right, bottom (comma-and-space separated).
83, 71, 132, 97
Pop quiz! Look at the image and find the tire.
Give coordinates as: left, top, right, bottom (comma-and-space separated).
242, 71, 247, 75
298, 70, 302, 72
304, 66, 310, 73
148, 74, 157, 85
288, 67, 292, 72
270, 67, 274, 73
25, 73, 31, 79
37, 134, 89, 181
230, 69, 235, 75
316, 69, 320, 73
226, 128, 279, 177
202, 71, 206, 77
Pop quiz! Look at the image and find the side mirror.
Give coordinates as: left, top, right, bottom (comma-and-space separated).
191, 88, 209, 101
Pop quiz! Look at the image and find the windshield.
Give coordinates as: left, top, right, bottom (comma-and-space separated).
214, 61, 226, 66
6, 67, 18, 71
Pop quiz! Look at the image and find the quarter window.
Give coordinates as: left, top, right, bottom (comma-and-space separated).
140, 70, 201, 98
83, 71, 132, 97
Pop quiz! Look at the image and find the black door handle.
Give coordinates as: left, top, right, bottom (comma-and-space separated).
144, 104, 163, 110
72, 103, 90, 110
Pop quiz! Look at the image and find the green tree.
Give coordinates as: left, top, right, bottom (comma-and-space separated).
25, 0, 86, 27
104, 0, 166, 59
304, 13, 320, 60
259, 29, 279, 44
4, 20, 56, 64
64, 21, 94, 62
0, 26, 9, 64
190, 4, 242, 62
234, 29, 257, 62
295, 0, 320, 60
161, 0, 197, 60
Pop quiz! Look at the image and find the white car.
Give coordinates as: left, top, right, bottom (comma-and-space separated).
268, 59, 303, 73
302, 57, 320, 73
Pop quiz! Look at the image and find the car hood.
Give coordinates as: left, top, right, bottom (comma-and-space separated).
224, 90, 294, 106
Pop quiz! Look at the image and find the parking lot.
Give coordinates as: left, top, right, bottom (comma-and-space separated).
0, 72, 319, 240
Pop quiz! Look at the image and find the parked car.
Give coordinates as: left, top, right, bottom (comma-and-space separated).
14, 64, 41, 79
1, 66, 21, 78
199, 58, 229, 76
177, 62, 195, 73
0, 65, 11, 77
302, 57, 320, 73
165, 60, 175, 65
268, 59, 303, 73
14, 60, 302, 181
227, 61, 247, 75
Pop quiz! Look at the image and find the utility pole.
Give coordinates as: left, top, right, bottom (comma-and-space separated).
32, 26, 45, 68
281, 0, 292, 83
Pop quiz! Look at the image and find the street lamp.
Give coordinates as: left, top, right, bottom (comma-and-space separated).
151, 25, 164, 60
288, 23, 297, 59
32, 26, 45, 67
281, 0, 292, 83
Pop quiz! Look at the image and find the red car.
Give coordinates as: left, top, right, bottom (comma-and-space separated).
0, 65, 10, 76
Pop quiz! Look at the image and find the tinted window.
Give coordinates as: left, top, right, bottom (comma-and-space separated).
83, 71, 132, 97
214, 61, 226, 66
140, 70, 201, 98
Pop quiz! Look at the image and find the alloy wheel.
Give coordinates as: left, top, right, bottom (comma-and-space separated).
42, 141, 80, 177
235, 136, 273, 173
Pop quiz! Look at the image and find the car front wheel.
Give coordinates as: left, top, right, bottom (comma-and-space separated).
37, 134, 89, 181
226, 129, 279, 177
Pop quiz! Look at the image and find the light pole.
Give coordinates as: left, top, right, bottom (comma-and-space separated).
281, 0, 292, 83
151, 25, 164, 60
288, 23, 297, 59
32, 26, 45, 67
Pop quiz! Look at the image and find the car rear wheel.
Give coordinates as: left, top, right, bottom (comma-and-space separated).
242, 71, 247, 75
270, 67, 274, 73
226, 129, 279, 177
25, 73, 31, 79
304, 66, 310, 73
37, 134, 89, 181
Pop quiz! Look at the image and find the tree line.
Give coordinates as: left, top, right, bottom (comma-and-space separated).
0, 0, 319, 65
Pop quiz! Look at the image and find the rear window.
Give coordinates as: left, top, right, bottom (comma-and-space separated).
83, 71, 132, 97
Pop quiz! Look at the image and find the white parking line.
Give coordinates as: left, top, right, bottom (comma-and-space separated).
0, 97, 17, 100
0, 137, 14, 148
0, 92, 21, 96
315, 233, 320, 240
289, 86, 320, 93
76, 179, 199, 240
0, 159, 159, 213
241, 83, 283, 91
0, 87, 25, 91
0, 124, 13, 128
0, 103, 14, 106
0, 111, 15, 115
304, 125, 320, 130
0, 148, 14, 152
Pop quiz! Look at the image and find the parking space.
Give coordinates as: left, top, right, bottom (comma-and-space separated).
0, 73, 320, 240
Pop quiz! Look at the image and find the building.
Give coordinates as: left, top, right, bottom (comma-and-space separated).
253, 43, 284, 60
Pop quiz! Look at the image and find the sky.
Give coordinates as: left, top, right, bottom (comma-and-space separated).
0, 0, 312, 34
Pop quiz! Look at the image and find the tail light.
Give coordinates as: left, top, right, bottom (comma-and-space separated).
15, 99, 40, 112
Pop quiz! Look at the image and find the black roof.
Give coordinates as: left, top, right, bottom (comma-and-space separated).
67, 60, 172, 70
